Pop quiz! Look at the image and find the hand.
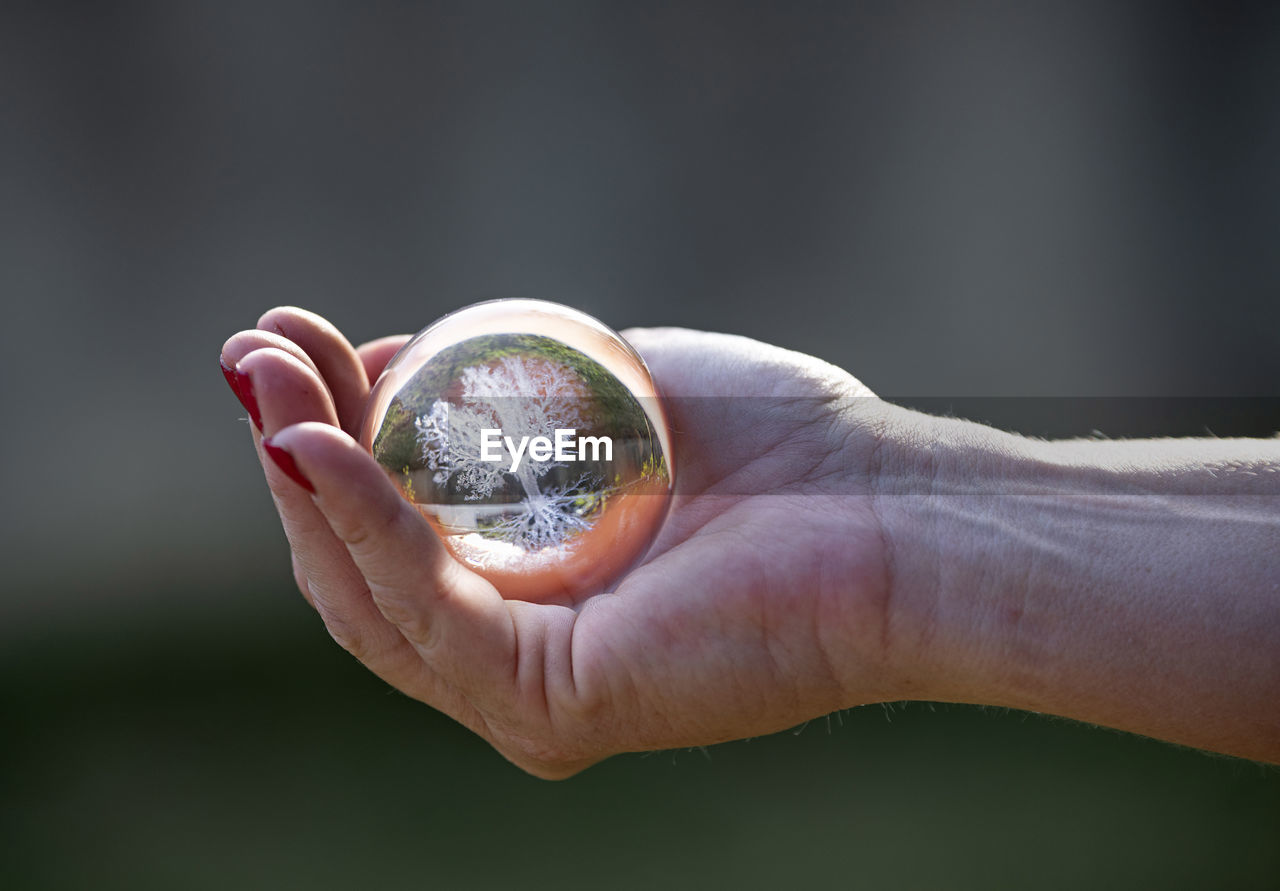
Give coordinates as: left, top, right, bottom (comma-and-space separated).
221, 308, 903, 778
222, 307, 1280, 770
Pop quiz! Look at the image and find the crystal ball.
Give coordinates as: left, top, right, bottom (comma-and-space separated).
359, 299, 674, 601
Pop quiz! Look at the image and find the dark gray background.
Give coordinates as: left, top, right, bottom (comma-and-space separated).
3, 3, 1278, 887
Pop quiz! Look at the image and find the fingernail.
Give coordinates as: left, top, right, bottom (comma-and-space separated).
262, 438, 316, 494
220, 356, 261, 430
219, 356, 242, 399
233, 365, 263, 431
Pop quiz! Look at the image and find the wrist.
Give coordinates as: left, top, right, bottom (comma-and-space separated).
869, 407, 1280, 760
867, 404, 1043, 706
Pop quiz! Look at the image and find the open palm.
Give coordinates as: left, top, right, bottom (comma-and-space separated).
223, 309, 895, 778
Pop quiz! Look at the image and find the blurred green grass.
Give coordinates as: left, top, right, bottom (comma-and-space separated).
3, 589, 1277, 890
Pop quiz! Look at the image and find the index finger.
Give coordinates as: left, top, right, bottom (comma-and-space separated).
265, 422, 519, 705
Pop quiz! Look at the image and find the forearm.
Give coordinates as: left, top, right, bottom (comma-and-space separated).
872, 405, 1280, 762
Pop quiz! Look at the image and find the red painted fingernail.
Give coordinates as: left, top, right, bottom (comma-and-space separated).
233, 366, 263, 431
219, 356, 242, 400
262, 438, 316, 493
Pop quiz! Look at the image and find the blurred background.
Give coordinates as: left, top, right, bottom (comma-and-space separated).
3, 2, 1278, 887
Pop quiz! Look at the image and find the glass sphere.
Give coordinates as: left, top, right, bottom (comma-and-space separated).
359, 299, 673, 601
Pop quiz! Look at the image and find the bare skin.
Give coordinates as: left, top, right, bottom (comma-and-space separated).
222, 307, 1280, 777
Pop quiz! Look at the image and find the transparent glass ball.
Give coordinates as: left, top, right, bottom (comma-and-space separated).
359, 299, 674, 601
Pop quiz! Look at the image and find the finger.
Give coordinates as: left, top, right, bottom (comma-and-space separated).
257, 306, 370, 435
222, 329, 323, 381
237, 347, 340, 435
356, 334, 412, 385
263, 422, 517, 702
235, 349, 431, 691
221, 330, 324, 431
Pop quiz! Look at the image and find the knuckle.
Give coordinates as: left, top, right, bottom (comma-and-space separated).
316, 606, 376, 662
335, 492, 402, 555
371, 595, 432, 644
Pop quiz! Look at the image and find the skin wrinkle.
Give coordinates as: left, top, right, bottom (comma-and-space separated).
794, 401, 893, 703
991, 496, 1038, 693
875, 416, 946, 672
880, 442, 952, 686
788, 401, 861, 491
865, 402, 896, 673
560, 617, 634, 747
313, 596, 369, 659
543, 611, 589, 735
729, 614, 779, 731
483, 636, 566, 769
634, 492, 746, 567
598, 605, 680, 749
630, 631, 687, 749
672, 393, 844, 497
825, 399, 880, 485
505, 599, 523, 692
911, 432, 943, 680
806, 539, 855, 708
580, 583, 674, 744
565, 609, 614, 734
564, 601, 584, 705
758, 519, 843, 713
689, 421, 792, 496
530, 612, 556, 732
750, 562, 795, 714
326, 480, 401, 553
677, 523, 771, 720
701, 425, 832, 501
290, 552, 314, 607
420, 560, 474, 659
558, 606, 628, 742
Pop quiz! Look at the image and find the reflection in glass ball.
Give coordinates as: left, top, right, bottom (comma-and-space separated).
359, 300, 673, 601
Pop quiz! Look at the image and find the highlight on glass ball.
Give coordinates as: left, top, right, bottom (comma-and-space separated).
359, 299, 674, 601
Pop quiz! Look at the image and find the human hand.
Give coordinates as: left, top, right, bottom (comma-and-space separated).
223, 307, 1280, 771
221, 308, 905, 778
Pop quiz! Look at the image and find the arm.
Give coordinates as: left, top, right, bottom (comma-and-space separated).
870, 405, 1280, 763
222, 309, 1280, 775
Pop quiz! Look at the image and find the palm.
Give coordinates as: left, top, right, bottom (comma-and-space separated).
224, 312, 890, 778
512, 328, 889, 766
